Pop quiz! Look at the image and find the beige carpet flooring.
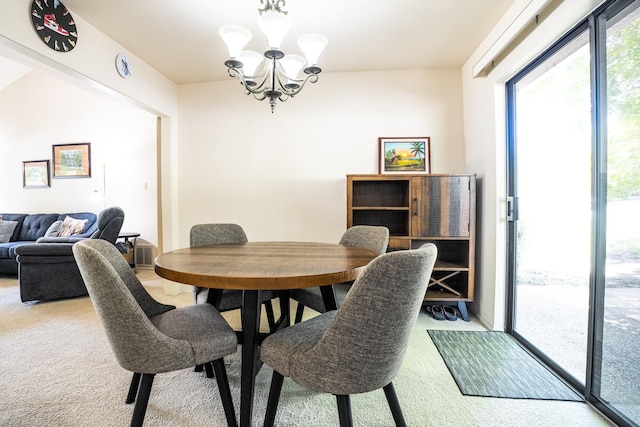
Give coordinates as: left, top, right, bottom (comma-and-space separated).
0, 270, 612, 426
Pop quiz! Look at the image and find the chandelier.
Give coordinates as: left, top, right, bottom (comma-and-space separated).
219, 0, 328, 113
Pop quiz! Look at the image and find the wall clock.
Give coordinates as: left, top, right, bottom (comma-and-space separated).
116, 54, 133, 79
30, 0, 78, 52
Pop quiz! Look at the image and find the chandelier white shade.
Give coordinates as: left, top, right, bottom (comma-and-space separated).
257, 10, 291, 49
219, 0, 327, 112
297, 34, 328, 66
219, 26, 252, 58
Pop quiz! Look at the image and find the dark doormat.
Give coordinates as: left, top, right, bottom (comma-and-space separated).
428, 330, 582, 401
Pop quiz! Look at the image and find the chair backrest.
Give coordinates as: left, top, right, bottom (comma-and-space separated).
300, 243, 437, 395
190, 223, 248, 247
89, 206, 125, 243
339, 225, 389, 255
72, 239, 189, 374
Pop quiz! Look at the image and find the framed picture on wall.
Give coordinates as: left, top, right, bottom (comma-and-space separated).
23, 160, 51, 188
52, 143, 91, 178
378, 137, 431, 174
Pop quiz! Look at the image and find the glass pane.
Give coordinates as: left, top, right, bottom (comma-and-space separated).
513, 31, 591, 383
598, 4, 640, 423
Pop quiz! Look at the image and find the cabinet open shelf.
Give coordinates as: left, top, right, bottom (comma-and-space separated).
425, 288, 472, 301
352, 180, 409, 207
434, 260, 469, 270
347, 174, 476, 321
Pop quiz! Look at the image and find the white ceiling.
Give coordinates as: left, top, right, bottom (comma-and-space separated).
56, 0, 515, 85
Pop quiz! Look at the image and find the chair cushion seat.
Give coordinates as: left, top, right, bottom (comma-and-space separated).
261, 311, 349, 392
151, 304, 238, 366
263, 307, 398, 395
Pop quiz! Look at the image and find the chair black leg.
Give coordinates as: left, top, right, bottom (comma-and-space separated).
383, 383, 407, 427
264, 300, 276, 330
204, 362, 214, 378
294, 303, 305, 324
278, 293, 290, 328
194, 364, 204, 372
336, 394, 353, 427
212, 358, 237, 427
126, 372, 141, 404
130, 373, 154, 427
264, 370, 285, 427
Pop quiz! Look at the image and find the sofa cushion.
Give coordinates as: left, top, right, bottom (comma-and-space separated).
59, 216, 89, 237
45, 220, 63, 237
56, 213, 98, 238
0, 214, 27, 242
15, 214, 58, 241
0, 221, 19, 243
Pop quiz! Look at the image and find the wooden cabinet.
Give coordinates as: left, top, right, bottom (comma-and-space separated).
347, 174, 476, 320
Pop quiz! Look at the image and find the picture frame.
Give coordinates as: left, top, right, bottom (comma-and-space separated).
23, 160, 51, 188
52, 143, 91, 178
378, 137, 431, 174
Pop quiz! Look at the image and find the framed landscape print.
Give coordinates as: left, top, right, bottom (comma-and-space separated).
52, 143, 91, 178
378, 137, 431, 174
23, 160, 50, 188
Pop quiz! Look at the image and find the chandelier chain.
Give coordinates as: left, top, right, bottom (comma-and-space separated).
258, 0, 287, 15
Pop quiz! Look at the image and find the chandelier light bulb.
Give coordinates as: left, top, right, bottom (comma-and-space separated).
297, 34, 328, 66
219, 25, 252, 58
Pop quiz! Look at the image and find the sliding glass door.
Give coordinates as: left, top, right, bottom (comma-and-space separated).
508, 30, 592, 383
595, 2, 640, 423
506, 1, 640, 425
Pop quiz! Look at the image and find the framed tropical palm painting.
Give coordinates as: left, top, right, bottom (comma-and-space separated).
378, 137, 431, 174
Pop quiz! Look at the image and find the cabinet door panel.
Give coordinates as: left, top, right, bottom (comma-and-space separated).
412, 176, 471, 237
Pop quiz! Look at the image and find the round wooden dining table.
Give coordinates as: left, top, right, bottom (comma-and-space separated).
154, 241, 378, 427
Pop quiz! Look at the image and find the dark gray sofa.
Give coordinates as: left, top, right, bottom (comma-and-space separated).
0, 207, 124, 302
0, 211, 98, 276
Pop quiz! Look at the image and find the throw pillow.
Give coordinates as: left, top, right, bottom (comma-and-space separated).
0, 220, 19, 243
44, 220, 63, 237
58, 216, 88, 237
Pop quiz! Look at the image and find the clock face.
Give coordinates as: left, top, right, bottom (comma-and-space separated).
30, 0, 78, 52
116, 54, 133, 79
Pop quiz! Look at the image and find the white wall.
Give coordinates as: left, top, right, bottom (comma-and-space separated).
462, 0, 604, 329
0, 70, 159, 245
177, 68, 466, 246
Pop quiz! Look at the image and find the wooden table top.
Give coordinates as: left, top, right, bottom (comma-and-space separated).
154, 241, 378, 291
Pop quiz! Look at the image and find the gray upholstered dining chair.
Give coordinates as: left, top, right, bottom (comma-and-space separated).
261, 243, 437, 427
191, 223, 280, 326
72, 239, 238, 427
289, 225, 389, 323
